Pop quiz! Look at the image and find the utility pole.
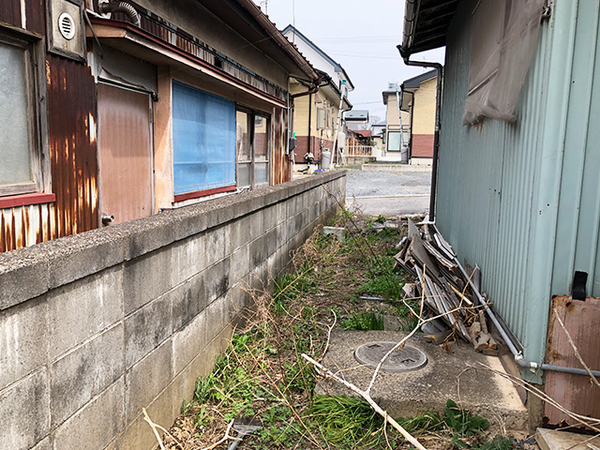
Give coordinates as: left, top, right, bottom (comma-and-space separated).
332, 80, 347, 166
260, 0, 269, 15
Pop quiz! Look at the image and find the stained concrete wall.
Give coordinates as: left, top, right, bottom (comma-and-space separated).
0, 171, 346, 450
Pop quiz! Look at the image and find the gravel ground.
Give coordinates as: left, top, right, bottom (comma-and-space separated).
345, 167, 432, 216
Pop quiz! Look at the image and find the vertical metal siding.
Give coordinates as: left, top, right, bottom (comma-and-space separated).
552, 2, 600, 299
47, 55, 99, 238
436, 0, 555, 363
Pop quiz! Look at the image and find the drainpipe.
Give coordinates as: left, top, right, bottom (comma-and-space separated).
99, 1, 141, 27
308, 93, 313, 157
399, 51, 442, 221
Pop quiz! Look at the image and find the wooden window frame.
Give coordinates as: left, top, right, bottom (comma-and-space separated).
236, 107, 271, 189
0, 26, 50, 198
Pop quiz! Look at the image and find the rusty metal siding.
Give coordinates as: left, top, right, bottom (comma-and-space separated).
26, 0, 46, 35
271, 106, 290, 185
0, 0, 21, 28
47, 55, 99, 238
0, 203, 56, 253
545, 296, 600, 425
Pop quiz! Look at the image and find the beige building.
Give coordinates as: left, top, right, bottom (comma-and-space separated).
382, 70, 438, 164
282, 26, 353, 167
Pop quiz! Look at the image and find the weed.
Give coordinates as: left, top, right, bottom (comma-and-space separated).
309, 395, 386, 448
341, 310, 385, 330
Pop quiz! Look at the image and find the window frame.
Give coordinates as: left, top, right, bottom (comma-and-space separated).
235, 107, 271, 189
0, 26, 50, 198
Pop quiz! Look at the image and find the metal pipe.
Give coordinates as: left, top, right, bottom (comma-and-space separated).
448, 225, 600, 377
399, 52, 442, 221
99, 1, 141, 27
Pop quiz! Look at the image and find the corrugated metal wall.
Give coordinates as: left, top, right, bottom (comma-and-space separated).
46, 55, 99, 239
435, 0, 556, 364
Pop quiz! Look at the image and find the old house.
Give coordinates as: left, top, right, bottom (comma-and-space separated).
0, 0, 321, 252
282, 25, 353, 168
399, 70, 437, 164
381, 83, 411, 161
0, 1, 346, 449
400, 0, 600, 425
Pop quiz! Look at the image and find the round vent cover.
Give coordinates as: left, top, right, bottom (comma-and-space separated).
354, 341, 428, 373
58, 12, 76, 40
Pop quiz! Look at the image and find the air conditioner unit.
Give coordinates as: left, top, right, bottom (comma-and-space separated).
47, 0, 85, 61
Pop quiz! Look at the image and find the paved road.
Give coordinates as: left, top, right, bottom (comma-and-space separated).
345, 166, 431, 217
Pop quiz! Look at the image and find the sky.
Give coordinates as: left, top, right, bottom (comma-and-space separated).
253, 0, 445, 123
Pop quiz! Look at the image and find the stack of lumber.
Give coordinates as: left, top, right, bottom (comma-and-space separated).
395, 220, 498, 355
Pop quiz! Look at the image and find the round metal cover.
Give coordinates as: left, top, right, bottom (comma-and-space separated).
58, 12, 76, 40
354, 342, 427, 373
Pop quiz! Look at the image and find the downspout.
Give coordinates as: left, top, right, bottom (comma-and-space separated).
399, 50, 442, 221
308, 93, 313, 157
98, 1, 141, 27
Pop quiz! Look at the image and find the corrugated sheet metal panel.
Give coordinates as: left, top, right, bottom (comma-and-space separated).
47, 55, 99, 238
552, 2, 600, 299
0, 203, 56, 253
271, 106, 290, 185
0, 0, 21, 28
436, 0, 554, 362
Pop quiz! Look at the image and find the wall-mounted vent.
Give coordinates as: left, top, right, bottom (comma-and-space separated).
47, 0, 85, 61
58, 12, 76, 40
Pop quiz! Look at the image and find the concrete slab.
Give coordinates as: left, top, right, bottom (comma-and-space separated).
317, 330, 528, 431
536, 428, 600, 450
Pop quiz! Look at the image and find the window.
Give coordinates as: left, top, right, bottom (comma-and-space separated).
172, 81, 236, 197
236, 110, 270, 188
317, 108, 326, 129
387, 131, 402, 152
0, 30, 46, 197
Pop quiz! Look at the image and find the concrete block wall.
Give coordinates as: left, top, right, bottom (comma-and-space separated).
0, 171, 346, 450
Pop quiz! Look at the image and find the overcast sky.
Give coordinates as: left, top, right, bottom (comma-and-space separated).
253, 0, 445, 123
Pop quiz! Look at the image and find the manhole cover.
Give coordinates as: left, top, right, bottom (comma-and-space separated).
354, 341, 427, 373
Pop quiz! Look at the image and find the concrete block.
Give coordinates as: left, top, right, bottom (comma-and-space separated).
172, 310, 207, 375
249, 235, 267, 270
0, 258, 49, 311
114, 384, 175, 450
171, 208, 208, 242
53, 378, 125, 450
126, 340, 172, 421
51, 324, 124, 427
48, 266, 123, 360
0, 297, 48, 391
170, 234, 206, 286
204, 296, 230, 347
127, 215, 176, 260
204, 258, 231, 305
123, 247, 172, 315
263, 205, 278, 232
31, 437, 51, 450
47, 234, 128, 290
0, 369, 49, 450
230, 244, 250, 283
247, 211, 265, 242
204, 226, 227, 268
125, 294, 172, 369
265, 228, 278, 257
171, 273, 207, 332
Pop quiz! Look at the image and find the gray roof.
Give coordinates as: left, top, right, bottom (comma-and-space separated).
344, 110, 369, 122
282, 25, 355, 90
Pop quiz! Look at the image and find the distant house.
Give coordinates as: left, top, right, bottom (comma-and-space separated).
381, 83, 411, 161
400, 70, 438, 164
0, 0, 320, 252
400, 0, 600, 425
282, 25, 353, 166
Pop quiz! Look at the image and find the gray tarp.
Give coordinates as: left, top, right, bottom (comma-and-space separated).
463, 0, 547, 125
